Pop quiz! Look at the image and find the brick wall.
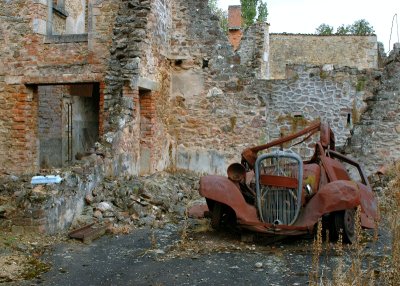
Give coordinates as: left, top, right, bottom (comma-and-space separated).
103, 0, 174, 176
229, 30, 242, 51
0, 0, 118, 174
228, 5, 242, 50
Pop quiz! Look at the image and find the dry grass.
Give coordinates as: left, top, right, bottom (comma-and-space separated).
309, 161, 400, 285
107, 224, 132, 235
382, 162, 400, 284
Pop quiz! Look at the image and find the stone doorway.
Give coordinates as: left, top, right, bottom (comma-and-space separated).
38, 83, 100, 169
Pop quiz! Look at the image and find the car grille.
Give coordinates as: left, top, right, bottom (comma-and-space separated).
260, 186, 298, 225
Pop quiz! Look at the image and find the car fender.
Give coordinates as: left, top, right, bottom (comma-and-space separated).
199, 175, 258, 223
357, 182, 378, 228
295, 180, 377, 228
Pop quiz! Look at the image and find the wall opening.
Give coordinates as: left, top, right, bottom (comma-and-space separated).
48, 0, 88, 36
38, 83, 99, 169
202, 59, 209, 69
174, 59, 183, 67
139, 89, 155, 175
347, 113, 352, 127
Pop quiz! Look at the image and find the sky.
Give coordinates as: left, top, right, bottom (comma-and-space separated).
217, 0, 400, 53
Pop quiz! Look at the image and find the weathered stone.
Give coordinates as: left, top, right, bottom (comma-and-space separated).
97, 202, 112, 212
93, 210, 103, 220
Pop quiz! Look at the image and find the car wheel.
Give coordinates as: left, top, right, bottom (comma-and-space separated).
211, 202, 223, 230
329, 209, 356, 243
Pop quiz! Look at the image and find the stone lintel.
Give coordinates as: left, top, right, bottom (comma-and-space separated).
138, 77, 159, 91
164, 54, 191, 60
24, 75, 102, 86
44, 34, 88, 44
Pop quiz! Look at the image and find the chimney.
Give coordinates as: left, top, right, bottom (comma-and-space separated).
228, 5, 242, 50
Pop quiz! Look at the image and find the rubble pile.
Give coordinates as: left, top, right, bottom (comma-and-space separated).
71, 171, 203, 231
0, 170, 203, 235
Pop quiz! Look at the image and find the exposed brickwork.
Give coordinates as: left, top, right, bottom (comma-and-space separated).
229, 30, 242, 51
228, 5, 242, 50
0, 0, 118, 174
140, 91, 156, 141
2, 0, 399, 235
228, 5, 241, 28
0, 0, 389, 180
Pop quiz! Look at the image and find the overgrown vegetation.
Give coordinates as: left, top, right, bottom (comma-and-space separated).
315, 24, 334, 35
208, 0, 228, 32
316, 19, 375, 36
208, 0, 268, 32
309, 161, 400, 285
241, 0, 268, 28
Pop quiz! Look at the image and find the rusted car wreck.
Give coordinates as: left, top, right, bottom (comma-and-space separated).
199, 121, 378, 243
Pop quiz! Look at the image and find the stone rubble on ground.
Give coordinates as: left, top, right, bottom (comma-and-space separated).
71, 171, 202, 230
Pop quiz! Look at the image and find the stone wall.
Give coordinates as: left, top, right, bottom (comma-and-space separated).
269, 34, 378, 79
1, 0, 181, 233
246, 64, 380, 158
0, 0, 385, 178
167, 0, 268, 173
238, 23, 270, 79
103, 0, 174, 176
344, 47, 400, 175
38, 85, 64, 168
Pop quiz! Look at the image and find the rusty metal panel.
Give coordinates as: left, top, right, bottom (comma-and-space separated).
69, 223, 107, 244
199, 175, 258, 223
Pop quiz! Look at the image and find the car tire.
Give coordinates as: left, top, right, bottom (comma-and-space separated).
329, 209, 356, 243
211, 202, 223, 230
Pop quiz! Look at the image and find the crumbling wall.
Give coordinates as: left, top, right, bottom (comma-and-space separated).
245, 64, 380, 158
168, 0, 267, 174
344, 47, 400, 175
269, 34, 378, 79
0, 0, 118, 174
103, 0, 175, 176
0, 1, 41, 174
237, 23, 270, 79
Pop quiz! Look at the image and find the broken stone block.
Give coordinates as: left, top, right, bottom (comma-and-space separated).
85, 194, 94, 205
206, 87, 223, 98
93, 210, 103, 220
102, 211, 115, 218
97, 202, 112, 212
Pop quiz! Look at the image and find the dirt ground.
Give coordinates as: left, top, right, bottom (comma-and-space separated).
0, 170, 397, 285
